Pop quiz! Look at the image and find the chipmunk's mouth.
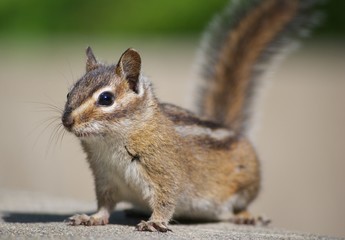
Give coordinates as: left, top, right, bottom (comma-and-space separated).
66, 121, 105, 139
74, 131, 94, 138
74, 131, 107, 139
73, 126, 104, 139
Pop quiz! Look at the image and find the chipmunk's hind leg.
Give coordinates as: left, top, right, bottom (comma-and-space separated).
227, 182, 270, 226
230, 209, 271, 226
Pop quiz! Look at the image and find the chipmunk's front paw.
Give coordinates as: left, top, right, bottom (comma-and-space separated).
136, 220, 171, 232
68, 213, 108, 226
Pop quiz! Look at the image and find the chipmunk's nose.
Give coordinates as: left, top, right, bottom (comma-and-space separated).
62, 110, 74, 130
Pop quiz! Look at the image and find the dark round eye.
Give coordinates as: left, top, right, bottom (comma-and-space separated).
66, 92, 70, 99
97, 91, 115, 106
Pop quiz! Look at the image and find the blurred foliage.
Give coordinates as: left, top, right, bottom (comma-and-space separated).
0, 0, 343, 39
315, 0, 345, 38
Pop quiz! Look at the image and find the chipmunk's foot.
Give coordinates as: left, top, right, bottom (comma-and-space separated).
68, 213, 109, 226
231, 211, 271, 226
136, 220, 172, 232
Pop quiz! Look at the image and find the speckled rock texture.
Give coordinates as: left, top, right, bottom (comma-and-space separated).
0, 190, 341, 240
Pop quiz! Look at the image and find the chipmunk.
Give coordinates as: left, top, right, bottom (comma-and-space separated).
62, 0, 320, 232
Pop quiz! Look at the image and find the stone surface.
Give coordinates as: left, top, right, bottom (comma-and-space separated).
0, 190, 341, 240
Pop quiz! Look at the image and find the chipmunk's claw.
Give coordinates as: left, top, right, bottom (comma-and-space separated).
68, 214, 90, 225
230, 211, 271, 226
136, 220, 172, 232
68, 214, 108, 226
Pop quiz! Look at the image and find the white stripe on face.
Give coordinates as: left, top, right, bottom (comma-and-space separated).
71, 86, 115, 118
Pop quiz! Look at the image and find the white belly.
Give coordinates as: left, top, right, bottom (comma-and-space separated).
174, 193, 239, 221
83, 136, 152, 210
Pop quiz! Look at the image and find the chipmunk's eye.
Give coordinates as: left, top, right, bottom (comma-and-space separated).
98, 91, 115, 106
66, 93, 70, 99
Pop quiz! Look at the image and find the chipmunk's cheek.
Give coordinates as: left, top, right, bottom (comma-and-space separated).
74, 114, 91, 129
73, 103, 95, 125
72, 116, 82, 130
72, 111, 105, 138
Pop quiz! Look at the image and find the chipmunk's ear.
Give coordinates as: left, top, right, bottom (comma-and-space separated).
116, 48, 141, 93
86, 46, 100, 72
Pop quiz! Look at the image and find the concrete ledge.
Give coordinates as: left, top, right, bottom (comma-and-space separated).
0, 190, 340, 240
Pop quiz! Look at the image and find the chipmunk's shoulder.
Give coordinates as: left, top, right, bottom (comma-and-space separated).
159, 103, 226, 130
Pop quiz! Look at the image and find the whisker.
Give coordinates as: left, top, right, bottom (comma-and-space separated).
55, 124, 65, 148
27, 116, 60, 139
27, 98, 67, 155
59, 127, 67, 148
33, 106, 62, 113
31, 117, 61, 150
27, 101, 63, 114
58, 66, 71, 89
26, 90, 68, 159
45, 123, 63, 158
42, 94, 64, 111
33, 108, 62, 117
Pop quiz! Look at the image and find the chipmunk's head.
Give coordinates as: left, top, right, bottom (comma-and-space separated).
62, 47, 154, 138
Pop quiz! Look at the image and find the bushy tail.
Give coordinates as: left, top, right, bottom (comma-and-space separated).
195, 0, 321, 134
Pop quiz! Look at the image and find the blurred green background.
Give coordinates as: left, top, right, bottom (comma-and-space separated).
0, 0, 343, 40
